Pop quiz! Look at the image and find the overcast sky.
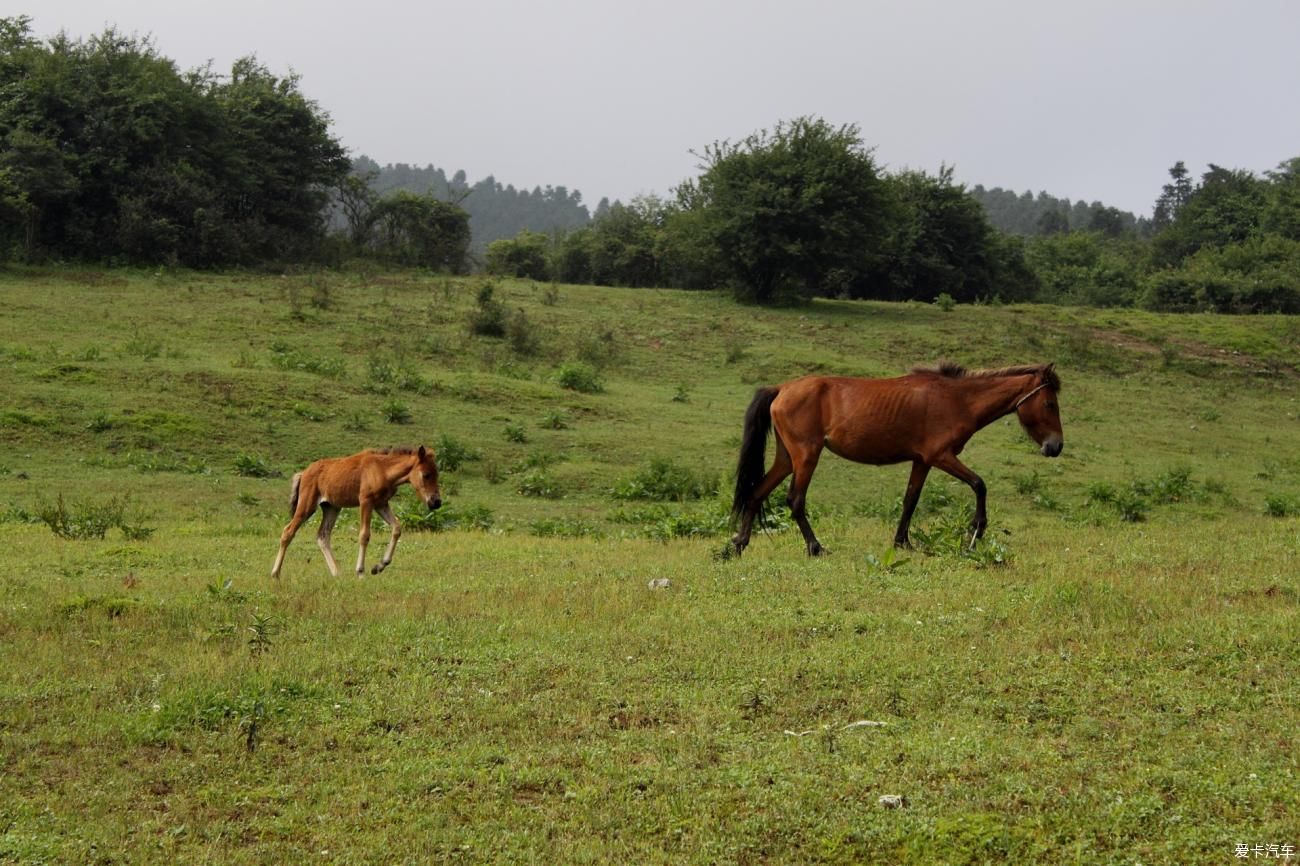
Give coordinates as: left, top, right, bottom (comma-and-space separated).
27, 0, 1300, 217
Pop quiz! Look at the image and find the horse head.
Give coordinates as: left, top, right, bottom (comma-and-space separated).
411, 445, 443, 510
1015, 364, 1063, 458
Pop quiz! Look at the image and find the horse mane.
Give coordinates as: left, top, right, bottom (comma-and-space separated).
370, 446, 420, 456
912, 360, 1061, 391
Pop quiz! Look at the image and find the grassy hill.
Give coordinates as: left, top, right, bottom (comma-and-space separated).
1, 267, 1298, 863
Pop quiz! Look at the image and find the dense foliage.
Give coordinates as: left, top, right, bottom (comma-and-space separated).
0, 17, 349, 266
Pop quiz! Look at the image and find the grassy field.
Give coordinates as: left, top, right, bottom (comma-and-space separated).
1, 266, 1298, 864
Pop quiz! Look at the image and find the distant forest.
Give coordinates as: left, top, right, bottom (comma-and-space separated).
350, 156, 593, 252
968, 187, 1150, 237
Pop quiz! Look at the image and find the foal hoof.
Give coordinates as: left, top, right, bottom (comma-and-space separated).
807, 543, 827, 557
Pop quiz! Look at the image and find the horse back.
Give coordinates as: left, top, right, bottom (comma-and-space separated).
774, 374, 963, 465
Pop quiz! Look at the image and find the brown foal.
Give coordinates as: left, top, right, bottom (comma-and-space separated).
271, 446, 442, 578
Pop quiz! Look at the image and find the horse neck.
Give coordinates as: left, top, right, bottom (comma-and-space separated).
379, 452, 418, 488
963, 374, 1036, 428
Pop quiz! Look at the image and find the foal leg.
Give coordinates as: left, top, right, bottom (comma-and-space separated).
786, 443, 826, 557
893, 461, 932, 549
731, 443, 793, 555
932, 453, 988, 545
370, 503, 401, 575
355, 501, 375, 576
271, 502, 316, 579
315, 504, 342, 577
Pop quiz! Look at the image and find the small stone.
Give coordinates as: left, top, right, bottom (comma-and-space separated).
878, 794, 907, 809
648, 578, 672, 590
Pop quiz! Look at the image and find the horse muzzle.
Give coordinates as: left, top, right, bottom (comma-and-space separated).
1040, 438, 1063, 458
428, 497, 443, 510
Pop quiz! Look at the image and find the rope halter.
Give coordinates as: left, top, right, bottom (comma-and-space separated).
1014, 382, 1050, 409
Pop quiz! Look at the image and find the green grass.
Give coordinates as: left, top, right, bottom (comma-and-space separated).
1, 266, 1298, 863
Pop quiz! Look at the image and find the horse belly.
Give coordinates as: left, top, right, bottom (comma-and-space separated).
308, 462, 362, 508
824, 418, 915, 465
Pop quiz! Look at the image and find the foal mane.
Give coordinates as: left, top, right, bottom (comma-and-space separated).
912, 360, 1061, 391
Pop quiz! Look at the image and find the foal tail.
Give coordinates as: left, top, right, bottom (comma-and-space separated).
288, 472, 303, 516
731, 386, 780, 526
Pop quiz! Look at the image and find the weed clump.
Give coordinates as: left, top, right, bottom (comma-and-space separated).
233, 453, 279, 478
399, 502, 494, 532
37, 494, 154, 540
516, 468, 563, 499
612, 458, 719, 502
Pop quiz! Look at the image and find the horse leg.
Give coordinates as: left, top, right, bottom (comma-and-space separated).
932, 453, 988, 544
731, 442, 792, 555
315, 504, 342, 577
355, 501, 374, 576
786, 443, 826, 556
894, 460, 932, 549
370, 503, 401, 575
271, 501, 316, 579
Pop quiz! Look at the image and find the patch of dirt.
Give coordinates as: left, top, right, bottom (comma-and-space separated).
1086, 328, 1298, 378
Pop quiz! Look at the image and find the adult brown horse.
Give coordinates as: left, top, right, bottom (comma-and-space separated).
271, 446, 442, 579
730, 362, 1062, 556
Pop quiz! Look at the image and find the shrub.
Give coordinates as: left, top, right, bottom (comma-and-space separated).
382, 400, 412, 424
504, 422, 528, 443
1264, 495, 1299, 517
555, 362, 602, 393
934, 292, 956, 312
540, 410, 569, 430
516, 468, 562, 499
434, 433, 481, 472
233, 453, 279, 478
364, 355, 432, 395
269, 341, 346, 378
506, 308, 541, 356
467, 282, 508, 337
612, 458, 718, 502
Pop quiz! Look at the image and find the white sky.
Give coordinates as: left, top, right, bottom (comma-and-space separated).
25, 0, 1300, 217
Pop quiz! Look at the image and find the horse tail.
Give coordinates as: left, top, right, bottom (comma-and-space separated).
731, 386, 779, 526
288, 472, 303, 516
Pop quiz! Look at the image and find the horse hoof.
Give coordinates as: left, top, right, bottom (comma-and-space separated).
808, 544, 827, 557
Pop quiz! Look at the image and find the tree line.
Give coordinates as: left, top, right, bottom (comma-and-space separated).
487, 124, 1300, 313
3, 17, 1297, 313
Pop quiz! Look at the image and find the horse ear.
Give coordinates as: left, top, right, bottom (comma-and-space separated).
417, 445, 427, 460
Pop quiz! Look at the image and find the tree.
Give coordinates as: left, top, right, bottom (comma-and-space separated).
1152, 164, 1268, 267
1088, 205, 1128, 239
1152, 161, 1193, 232
863, 166, 1033, 303
368, 191, 470, 271
1263, 156, 1300, 240
679, 117, 888, 303
485, 229, 550, 280
0, 18, 349, 265
337, 171, 378, 247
